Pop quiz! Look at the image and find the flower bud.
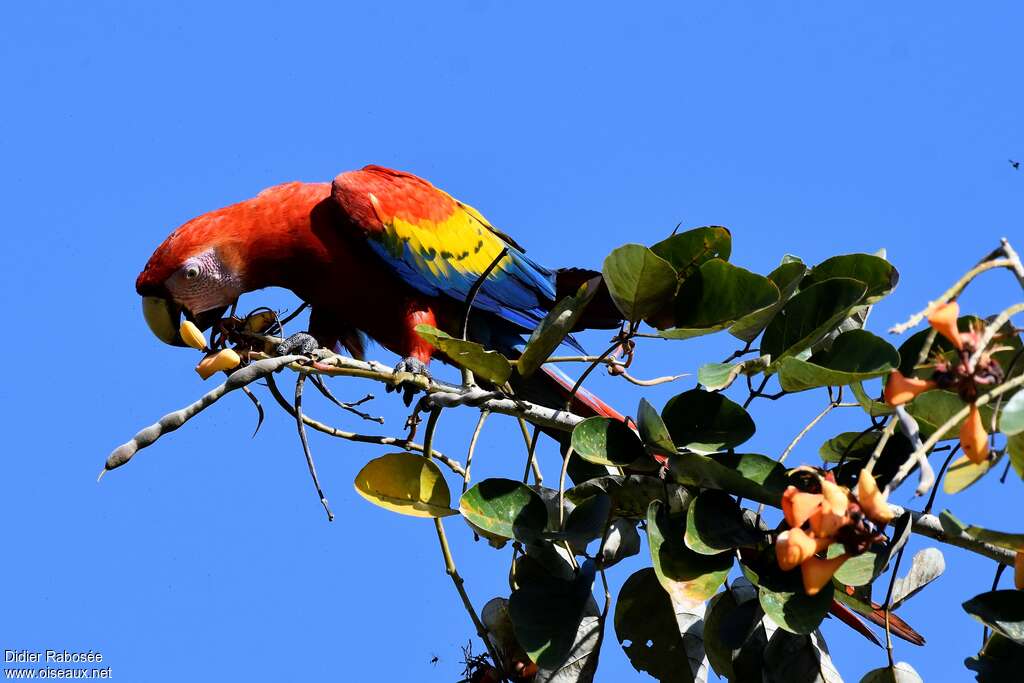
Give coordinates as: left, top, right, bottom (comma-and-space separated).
927, 301, 963, 350
960, 403, 990, 464
801, 554, 848, 596
782, 486, 823, 528
883, 370, 935, 406
179, 320, 208, 351
856, 470, 895, 525
776, 528, 819, 571
196, 349, 241, 379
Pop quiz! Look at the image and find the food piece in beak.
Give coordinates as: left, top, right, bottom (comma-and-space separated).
142, 297, 228, 347
142, 296, 186, 346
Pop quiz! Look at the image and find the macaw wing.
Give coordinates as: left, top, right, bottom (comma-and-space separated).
332, 166, 557, 332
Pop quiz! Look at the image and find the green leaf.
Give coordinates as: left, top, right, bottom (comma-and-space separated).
776, 329, 900, 392
763, 629, 843, 683
570, 417, 647, 467
761, 278, 869, 366
637, 398, 676, 455
600, 519, 642, 568
964, 590, 1024, 645
730, 259, 808, 343
684, 490, 765, 555
546, 493, 612, 546
828, 544, 877, 587
908, 390, 994, 440
1000, 390, 1024, 436
614, 567, 707, 683
650, 226, 732, 278
758, 567, 834, 635
939, 509, 967, 536
672, 259, 780, 329
850, 380, 894, 417
704, 579, 769, 681
668, 452, 789, 506
801, 253, 899, 304
819, 431, 882, 463
414, 324, 512, 384
943, 454, 997, 494
510, 559, 597, 669
859, 662, 922, 683
602, 244, 678, 321
353, 452, 456, 518
647, 500, 732, 605
662, 388, 756, 454
963, 525, 1024, 552
460, 478, 548, 541
1009, 433, 1024, 479
517, 278, 601, 378
567, 475, 692, 519
966, 633, 1024, 683
698, 356, 770, 391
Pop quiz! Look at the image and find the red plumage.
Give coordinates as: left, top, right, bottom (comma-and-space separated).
136, 166, 622, 421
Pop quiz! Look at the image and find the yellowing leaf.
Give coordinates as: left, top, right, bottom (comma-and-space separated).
354, 452, 456, 518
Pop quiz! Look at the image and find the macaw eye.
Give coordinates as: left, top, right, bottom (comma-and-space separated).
184, 265, 200, 280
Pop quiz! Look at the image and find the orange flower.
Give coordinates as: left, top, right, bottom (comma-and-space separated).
776, 528, 819, 571
782, 486, 823, 528
1015, 551, 1024, 591
856, 470, 895, 525
884, 370, 936, 406
801, 554, 848, 596
960, 403, 990, 464
809, 480, 850, 537
927, 301, 963, 350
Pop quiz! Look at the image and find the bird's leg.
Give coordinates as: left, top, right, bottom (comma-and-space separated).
276, 332, 320, 357
387, 307, 436, 406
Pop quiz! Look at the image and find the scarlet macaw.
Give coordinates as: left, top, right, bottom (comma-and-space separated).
136, 164, 622, 420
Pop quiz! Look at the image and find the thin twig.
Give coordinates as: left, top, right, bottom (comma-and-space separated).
264, 374, 465, 476
309, 375, 384, 423
463, 410, 490, 493
882, 544, 909, 668
923, 445, 960, 515
886, 373, 1024, 494
779, 398, 838, 465
294, 373, 334, 521
967, 301, 1024, 372
421, 408, 506, 678
518, 419, 543, 485
889, 258, 1016, 334
101, 355, 305, 477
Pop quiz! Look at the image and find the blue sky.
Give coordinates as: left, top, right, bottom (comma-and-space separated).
2, 1, 1022, 680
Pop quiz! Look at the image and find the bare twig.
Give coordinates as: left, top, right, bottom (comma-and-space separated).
778, 397, 839, 466
264, 374, 465, 476
463, 410, 490, 493
101, 355, 304, 477
886, 373, 1024, 495
889, 258, 1016, 334
309, 375, 384, 423
294, 374, 334, 521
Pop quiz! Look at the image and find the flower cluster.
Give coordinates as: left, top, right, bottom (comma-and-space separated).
883, 301, 1005, 464
776, 470, 894, 595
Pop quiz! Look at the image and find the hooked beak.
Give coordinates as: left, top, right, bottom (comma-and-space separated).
141, 296, 228, 347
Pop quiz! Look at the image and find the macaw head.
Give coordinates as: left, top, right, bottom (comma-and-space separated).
135, 214, 247, 346
135, 181, 334, 346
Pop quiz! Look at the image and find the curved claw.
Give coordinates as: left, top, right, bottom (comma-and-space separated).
388, 357, 430, 406
276, 332, 319, 357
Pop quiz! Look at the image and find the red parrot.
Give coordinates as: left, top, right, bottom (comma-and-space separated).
136, 165, 623, 433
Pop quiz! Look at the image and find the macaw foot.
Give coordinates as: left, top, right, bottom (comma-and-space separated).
276, 332, 320, 357
388, 356, 430, 406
